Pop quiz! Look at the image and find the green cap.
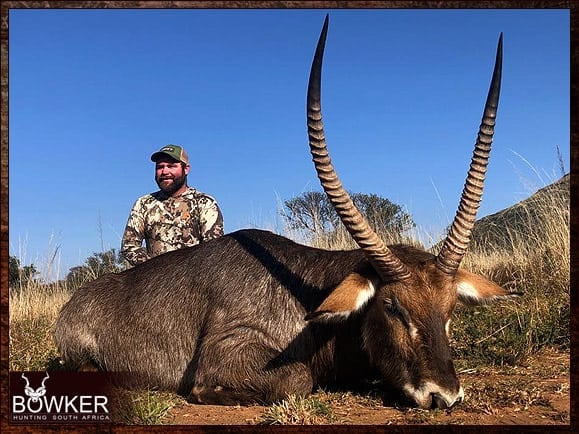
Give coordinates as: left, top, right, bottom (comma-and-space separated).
151, 145, 189, 165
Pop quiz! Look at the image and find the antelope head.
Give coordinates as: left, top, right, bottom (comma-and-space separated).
306, 15, 518, 409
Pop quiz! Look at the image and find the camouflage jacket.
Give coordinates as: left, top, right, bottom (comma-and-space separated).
121, 187, 224, 266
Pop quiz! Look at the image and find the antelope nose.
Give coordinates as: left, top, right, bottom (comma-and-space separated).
451, 394, 463, 408
431, 392, 463, 409
431, 393, 449, 409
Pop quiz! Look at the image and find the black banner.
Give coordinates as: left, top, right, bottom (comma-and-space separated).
9, 371, 119, 425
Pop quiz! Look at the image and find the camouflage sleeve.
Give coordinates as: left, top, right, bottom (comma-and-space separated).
198, 196, 224, 242
121, 198, 150, 267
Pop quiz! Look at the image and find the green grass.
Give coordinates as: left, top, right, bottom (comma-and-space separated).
110, 389, 185, 425
259, 394, 336, 425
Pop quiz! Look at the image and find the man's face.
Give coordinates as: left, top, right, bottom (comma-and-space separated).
154, 157, 189, 195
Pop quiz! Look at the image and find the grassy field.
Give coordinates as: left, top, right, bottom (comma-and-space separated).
8, 176, 570, 424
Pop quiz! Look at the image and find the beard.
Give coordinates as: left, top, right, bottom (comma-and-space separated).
156, 173, 187, 196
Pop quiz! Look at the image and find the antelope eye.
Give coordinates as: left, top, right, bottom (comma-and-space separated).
382, 297, 411, 327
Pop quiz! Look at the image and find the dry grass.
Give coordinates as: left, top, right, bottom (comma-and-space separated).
9, 282, 70, 372
9, 284, 70, 325
454, 175, 570, 365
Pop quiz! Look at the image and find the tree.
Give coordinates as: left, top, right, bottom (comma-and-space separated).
282, 191, 415, 244
350, 193, 415, 237
66, 249, 124, 291
9, 256, 38, 290
283, 191, 338, 234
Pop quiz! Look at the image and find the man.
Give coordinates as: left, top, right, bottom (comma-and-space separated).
121, 144, 224, 267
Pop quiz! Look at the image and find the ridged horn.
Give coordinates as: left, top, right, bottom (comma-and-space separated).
307, 15, 412, 282
436, 33, 503, 276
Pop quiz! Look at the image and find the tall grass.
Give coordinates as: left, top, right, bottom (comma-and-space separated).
453, 174, 570, 365
9, 282, 70, 372
10, 241, 69, 371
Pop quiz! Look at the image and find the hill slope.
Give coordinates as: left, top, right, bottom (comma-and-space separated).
469, 174, 570, 253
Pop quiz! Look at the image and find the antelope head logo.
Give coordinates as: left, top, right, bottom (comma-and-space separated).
21, 372, 49, 402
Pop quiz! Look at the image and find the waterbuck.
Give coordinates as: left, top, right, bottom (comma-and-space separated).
55, 16, 517, 409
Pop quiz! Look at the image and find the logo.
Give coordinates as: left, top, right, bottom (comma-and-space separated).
10, 372, 113, 424
22, 372, 50, 402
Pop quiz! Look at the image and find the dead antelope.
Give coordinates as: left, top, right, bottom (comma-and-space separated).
54, 16, 516, 409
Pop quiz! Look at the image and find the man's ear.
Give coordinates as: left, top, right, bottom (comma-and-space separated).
455, 269, 522, 306
305, 272, 376, 322
184, 164, 190, 175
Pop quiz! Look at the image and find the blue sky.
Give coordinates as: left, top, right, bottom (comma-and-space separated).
8, 8, 570, 280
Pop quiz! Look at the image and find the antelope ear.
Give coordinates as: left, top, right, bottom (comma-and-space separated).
455, 269, 522, 306
306, 272, 376, 322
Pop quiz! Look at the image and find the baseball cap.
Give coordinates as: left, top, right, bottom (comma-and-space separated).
150, 145, 189, 165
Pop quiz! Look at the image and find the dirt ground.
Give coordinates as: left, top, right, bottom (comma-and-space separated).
162, 348, 571, 426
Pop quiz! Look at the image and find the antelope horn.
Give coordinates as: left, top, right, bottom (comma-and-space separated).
436, 33, 503, 275
307, 15, 412, 282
